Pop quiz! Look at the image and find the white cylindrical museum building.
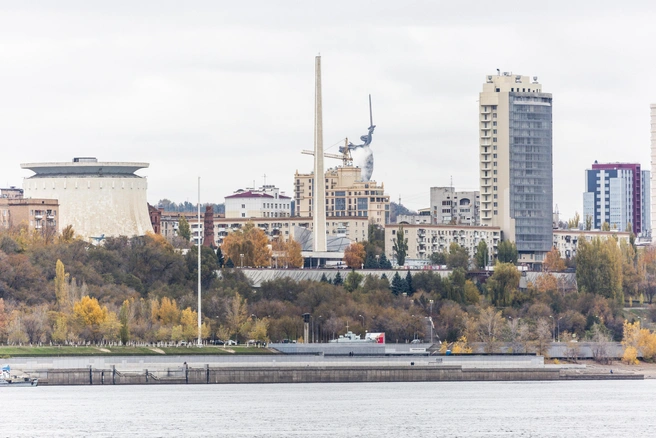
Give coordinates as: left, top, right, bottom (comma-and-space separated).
21, 158, 154, 241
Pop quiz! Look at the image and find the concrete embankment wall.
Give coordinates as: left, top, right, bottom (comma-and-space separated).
37, 365, 642, 385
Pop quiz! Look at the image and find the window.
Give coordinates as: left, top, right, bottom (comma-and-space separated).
241, 204, 245, 208
493, 129, 497, 134
493, 154, 497, 158
492, 137, 497, 142
493, 170, 497, 174
241, 213, 246, 218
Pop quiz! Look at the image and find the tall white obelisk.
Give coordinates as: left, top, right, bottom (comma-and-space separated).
313, 55, 327, 252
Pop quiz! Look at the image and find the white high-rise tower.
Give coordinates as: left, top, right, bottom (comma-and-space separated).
312, 55, 327, 252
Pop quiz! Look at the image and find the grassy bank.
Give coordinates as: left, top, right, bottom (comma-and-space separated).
0, 345, 277, 358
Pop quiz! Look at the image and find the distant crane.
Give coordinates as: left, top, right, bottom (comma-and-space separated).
301, 138, 353, 167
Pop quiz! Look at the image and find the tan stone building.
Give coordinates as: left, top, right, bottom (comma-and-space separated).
294, 165, 390, 224
0, 197, 59, 233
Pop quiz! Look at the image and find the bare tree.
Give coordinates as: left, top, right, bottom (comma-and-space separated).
590, 323, 612, 364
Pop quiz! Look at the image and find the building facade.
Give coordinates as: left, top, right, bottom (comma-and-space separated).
385, 224, 500, 265
224, 185, 292, 219
651, 104, 656, 235
553, 229, 631, 259
479, 72, 553, 264
294, 165, 390, 224
582, 162, 650, 236
430, 187, 480, 225
21, 158, 153, 241
0, 197, 59, 234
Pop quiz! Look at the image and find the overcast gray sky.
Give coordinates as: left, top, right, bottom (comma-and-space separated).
1, 1, 655, 220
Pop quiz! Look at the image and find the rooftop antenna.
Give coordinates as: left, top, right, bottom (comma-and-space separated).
263, 173, 266, 186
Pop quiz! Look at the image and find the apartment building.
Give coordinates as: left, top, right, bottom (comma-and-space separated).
553, 229, 631, 259
224, 185, 292, 219
583, 162, 650, 237
294, 165, 390, 224
385, 224, 500, 265
479, 72, 553, 264
430, 187, 480, 225
0, 197, 59, 233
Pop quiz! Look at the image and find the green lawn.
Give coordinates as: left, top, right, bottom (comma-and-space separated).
0, 345, 277, 358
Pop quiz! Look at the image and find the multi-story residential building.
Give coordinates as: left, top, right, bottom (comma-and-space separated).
0, 197, 59, 233
582, 162, 650, 236
430, 187, 480, 225
650, 104, 656, 236
397, 212, 431, 225
385, 224, 500, 265
161, 212, 369, 248
479, 72, 553, 264
294, 165, 390, 224
553, 229, 631, 259
215, 217, 370, 247
0, 187, 24, 199
224, 185, 292, 219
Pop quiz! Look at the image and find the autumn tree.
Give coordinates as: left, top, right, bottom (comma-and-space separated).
225, 292, 249, 342
343, 242, 366, 269
497, 240, 518, 264
221, 222, 272, 268
392, 225, 408, 266
73, 296, 110, 341
543, 247, 565, 272
54, 259, 70, 311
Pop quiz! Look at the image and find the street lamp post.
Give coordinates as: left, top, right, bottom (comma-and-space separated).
240, 253, 244, 268
375, 254, 380, 268
429, 299, 434, 344
359, 314, 365, 334
557, 316, 563, 342
549, 315, 555, 343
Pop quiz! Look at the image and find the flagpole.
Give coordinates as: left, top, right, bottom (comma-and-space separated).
197, 176, 202, 347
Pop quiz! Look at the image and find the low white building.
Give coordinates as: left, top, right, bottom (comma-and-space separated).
224, 185, 291, 219
385, 224, 500, 264
553, 229, 631, 259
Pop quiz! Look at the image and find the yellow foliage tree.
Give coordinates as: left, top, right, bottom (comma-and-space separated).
73, 296, 108, 327
152, 297, 180, 325
247, 317, 270, 343
222, 222, 272, 267
344, 242, 366, 269
55, 259, 70, 311
272, 237, 303, 268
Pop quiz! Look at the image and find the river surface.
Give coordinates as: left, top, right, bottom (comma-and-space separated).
1, 380, 655, 437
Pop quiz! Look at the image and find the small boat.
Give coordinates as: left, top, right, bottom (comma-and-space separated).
1, 365, 38, 387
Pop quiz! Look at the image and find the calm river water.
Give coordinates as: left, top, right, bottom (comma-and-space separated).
1, 380, 655, 437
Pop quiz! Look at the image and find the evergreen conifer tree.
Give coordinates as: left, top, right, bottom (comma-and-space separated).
391, 272, 404, 295
225, 257, 235, 268
333, 272, 343, 286
405, 271, 414, 295
216, 247, 225, 268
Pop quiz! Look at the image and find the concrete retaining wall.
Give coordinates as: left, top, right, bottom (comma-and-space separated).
37, 365, 641, 385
